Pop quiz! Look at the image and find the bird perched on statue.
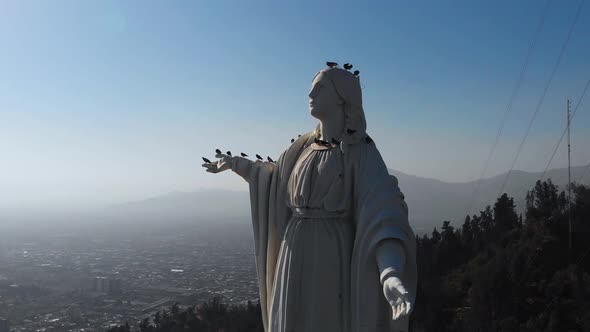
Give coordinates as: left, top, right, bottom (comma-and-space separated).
256, 154, 263, 160
226, 151, 232, 157
343, 63, 353, 70
326, 61, 338, 68
202, 157, 212, 163
241, 152, 248, 157
267, 156, 274, 163
291, 138, 295, 143
215, 149, 221, 155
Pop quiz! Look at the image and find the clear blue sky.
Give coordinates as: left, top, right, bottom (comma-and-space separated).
1, 0, 589, 212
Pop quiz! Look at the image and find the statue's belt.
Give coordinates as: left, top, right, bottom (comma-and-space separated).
292, 207, 348, 219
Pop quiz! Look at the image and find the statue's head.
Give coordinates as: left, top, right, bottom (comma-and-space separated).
309, 63, 366, 143
308, 69, 344, 120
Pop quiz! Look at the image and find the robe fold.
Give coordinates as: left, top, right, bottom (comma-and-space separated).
231, 131, 417, 332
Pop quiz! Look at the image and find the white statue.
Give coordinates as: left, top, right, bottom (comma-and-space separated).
202, 63, 417, 332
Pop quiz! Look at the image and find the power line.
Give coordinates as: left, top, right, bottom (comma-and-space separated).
497, 0, 585, 198
539, 78, 590, 181
578, 162, 590, 183
465, 0, 553, 216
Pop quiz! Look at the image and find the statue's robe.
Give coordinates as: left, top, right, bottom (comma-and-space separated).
232, 131, 417, 332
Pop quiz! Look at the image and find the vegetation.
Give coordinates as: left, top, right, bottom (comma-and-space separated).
108, 297, 263, 332
412, 180, 590, 331
109, 180, 590, 332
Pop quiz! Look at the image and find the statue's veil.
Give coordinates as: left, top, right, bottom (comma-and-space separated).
312, 67, 367, 147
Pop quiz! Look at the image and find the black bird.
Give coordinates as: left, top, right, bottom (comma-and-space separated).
326, 61, 338, 68
346, 128, 357, 135
256, 154, 263, 160
314, 138, 330, 146
240, 152, 248, 157
291, 138, 295, 143
343, 63, 353, 70
353, 70, 360, 76
298, 134, 301, 137
202, 157, 212, 163
226, 151, 232, 157
215, 149, 221, 155
267, 156, 274, 163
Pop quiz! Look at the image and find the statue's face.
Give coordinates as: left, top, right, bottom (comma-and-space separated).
309, 72, 343, 120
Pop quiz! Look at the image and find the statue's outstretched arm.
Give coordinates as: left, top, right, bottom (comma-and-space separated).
202, 151, 264, 183
376, 239, 411, 320
353, 143, 413, 321
376, 239, 405, 276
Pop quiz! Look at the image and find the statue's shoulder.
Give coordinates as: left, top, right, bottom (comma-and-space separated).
286, 131, 315, 153
346, 133, 380, 157
347, 134, 395, 179
297, 131, 316, 144
276, 131, 315, 166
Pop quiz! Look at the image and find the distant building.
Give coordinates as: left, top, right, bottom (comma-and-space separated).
67, 305, 84, 324
93, 276, 122, 295
0, 317, 8, 332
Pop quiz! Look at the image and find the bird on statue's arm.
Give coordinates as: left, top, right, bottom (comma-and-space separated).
202, 150, 265, 182
202, 150, 237, 173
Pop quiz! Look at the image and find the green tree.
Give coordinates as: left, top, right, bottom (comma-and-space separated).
493, 193, 518, 235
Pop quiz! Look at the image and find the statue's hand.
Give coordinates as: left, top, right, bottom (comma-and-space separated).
202, 152, 234, 173
383, 275, 412, 320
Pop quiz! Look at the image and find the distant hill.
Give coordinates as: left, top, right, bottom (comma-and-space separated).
391, 166, 590, 233
108, 166, 589, 234
106, 189, 251, 223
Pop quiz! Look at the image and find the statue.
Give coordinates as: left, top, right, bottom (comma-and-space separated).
202, 63, 417, 332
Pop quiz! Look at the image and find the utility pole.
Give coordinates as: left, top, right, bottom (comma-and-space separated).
567, 99, 572, 253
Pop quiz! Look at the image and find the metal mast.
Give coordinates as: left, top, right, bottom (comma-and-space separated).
567, 99, 572, 252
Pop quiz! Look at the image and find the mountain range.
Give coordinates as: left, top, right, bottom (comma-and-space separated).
108, 166, 590, 234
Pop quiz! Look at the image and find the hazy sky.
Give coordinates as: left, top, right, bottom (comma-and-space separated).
1, 0, 589, 212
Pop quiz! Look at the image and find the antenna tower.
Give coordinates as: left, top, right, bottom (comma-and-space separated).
567, 99, 572, 253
